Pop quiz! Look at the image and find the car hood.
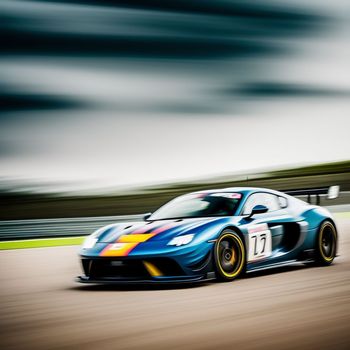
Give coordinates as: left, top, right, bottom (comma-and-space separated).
96, 217, 224, 243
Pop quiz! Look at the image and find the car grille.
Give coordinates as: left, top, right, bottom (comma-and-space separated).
81, 258, 184, 280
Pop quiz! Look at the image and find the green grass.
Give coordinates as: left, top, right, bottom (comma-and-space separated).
0, 236, 85, 250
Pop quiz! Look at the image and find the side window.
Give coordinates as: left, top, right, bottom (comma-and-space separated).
242, 193, 281, 215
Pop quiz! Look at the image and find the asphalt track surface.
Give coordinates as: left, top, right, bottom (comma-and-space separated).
1, 218, 350, 350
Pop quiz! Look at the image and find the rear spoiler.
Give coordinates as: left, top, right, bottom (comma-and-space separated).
283, 185, 340, 205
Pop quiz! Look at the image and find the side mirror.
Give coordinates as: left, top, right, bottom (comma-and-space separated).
327, 185, 340, 200
248, 205, 268, 218
143, 213, 152, 221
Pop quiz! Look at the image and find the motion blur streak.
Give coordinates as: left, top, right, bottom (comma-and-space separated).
0, 0, 349, 191
0, 2, 349, 349
0, 0, 322, 57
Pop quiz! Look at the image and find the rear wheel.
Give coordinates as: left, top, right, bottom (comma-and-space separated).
214, 230, 246, 281
315, 221, 337, 265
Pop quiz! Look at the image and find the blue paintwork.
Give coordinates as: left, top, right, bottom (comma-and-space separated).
78, 187, 336, 283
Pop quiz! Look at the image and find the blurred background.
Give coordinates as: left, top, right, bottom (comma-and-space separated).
1, 2, 350, 350
0, 0, 349, 222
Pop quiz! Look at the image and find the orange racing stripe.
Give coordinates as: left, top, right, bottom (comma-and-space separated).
100, 242, 139, 257
99, 221, 181, 257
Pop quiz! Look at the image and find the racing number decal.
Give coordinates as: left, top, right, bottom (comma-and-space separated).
248, 224, 272, 262
251, 233, 267, 255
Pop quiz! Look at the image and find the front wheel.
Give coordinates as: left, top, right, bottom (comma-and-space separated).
315, 221, 337, 265
214, 230, 246, 281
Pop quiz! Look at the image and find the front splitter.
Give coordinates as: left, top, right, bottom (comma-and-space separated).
76, 274, 215, 285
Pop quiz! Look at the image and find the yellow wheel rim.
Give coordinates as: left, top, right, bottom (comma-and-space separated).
319, 223, 336, 262
216, 233, 245, 278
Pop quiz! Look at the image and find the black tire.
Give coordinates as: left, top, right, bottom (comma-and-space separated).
315, 220, 337, 266
214, 230, 246, 281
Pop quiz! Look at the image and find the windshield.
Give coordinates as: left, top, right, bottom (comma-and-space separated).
149, 192, 242, 220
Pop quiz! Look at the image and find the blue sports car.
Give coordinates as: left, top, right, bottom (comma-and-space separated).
77, 187, 338, 284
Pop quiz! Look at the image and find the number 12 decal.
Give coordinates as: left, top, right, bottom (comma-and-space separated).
248, 224, 272, 262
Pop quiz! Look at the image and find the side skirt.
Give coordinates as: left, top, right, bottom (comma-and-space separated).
247, 259, 302, 273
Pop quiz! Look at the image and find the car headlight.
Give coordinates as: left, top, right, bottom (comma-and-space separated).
82, 235, 98, 249
168, 234, 194, 247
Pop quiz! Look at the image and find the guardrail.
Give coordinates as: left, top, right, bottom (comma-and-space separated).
0, 214, 143, 241
0, 203, 348, 241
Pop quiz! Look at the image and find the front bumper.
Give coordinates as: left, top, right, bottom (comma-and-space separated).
77, 251, 215, 284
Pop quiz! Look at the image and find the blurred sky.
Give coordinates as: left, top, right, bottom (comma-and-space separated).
0, 0, 349, 193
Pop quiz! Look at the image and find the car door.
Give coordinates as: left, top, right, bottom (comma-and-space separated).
241, 192, 303, 267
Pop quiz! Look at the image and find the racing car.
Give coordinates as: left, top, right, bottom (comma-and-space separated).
77, 186, 339, 284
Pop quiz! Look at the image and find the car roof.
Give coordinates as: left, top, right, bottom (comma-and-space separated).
191, 187, 285, 197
